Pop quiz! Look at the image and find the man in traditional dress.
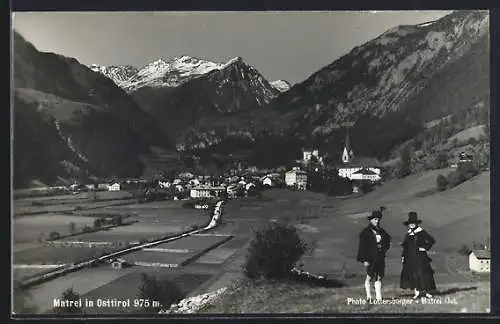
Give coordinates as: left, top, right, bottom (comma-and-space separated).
356, 210, 392, 301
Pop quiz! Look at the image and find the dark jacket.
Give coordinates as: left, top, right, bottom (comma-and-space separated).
400, 228, 435, 257
400, 227, 436, 291
356, 226, 391, 263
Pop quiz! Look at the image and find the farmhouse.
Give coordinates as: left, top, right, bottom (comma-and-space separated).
108, 182, 121, 191
262, 176, 276, 188
285, 169, 308, 190
190, 186, 225, 199
469, 249, 490, 273
350, 168, 381, 182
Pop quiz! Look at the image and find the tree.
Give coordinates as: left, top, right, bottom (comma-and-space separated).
433, 152, 449, 169
397, 146, 412, 178
93, 218, 102, 229
138, 274, 185, 313
113, 215, 123, 226
68, 222, 76, 234
243, 222, 308, 279
436, 174, 448, 192
53, 288, 82, 314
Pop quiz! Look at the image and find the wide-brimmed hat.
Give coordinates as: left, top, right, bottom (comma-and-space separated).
404, 211, 422, 225
367, 210, 383, 220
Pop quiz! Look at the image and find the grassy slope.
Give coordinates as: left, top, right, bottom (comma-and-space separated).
201, 279, 489, 313
199, 168, 490, 313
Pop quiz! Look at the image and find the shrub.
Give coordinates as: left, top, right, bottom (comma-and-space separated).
138, 274, 185, 313
93, 218, 102, 229
243, 222, 308, 280
446, 171, 462, 188
436, 174, 448, 192
66, 222, 76, 234
53, 288, 82, 314
82, 225, 93, 233
49, 231, 60, 240
397, 146, 412, 178
457, 161, 478, 180
433, 152, 449, 169
113, 215, 123, 226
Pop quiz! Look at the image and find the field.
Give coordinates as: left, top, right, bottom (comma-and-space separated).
80, 269, 212, 314
14, 168, 490, 314
13, 214, 99, 247
14, 246, 116, 267
197, 168, 490, 313
446, 124, 486, 144
201, 279, 490, 313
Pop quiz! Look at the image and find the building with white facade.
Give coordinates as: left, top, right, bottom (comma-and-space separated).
285, 169, 308, 190
469, 249, 490, 273
108, 183, 121, 191
190, 186, 225, 199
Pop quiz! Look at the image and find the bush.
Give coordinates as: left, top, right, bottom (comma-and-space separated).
68, 222, 76, 234
457, 162, 478, 180
93, 218, 102, 229
447, 171, 462, 188
113, 215, 123, 226
49, 231, 60, 240
53, 288, 82, 314
82, 225, 93, 233
138, 274, 185, 313
433, 152, 449, 169
243, 222, 308, 280
436, 174, 448, 192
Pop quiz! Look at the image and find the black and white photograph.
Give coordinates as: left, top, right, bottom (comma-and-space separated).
11, 10, 490, 315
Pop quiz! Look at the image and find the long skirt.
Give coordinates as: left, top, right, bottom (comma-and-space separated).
400, 251, 436, 291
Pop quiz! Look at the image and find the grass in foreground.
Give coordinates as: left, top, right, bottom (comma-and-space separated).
200, 279, 490, 313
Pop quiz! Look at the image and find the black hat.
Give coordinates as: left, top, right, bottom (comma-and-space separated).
367, 210, 383, 220
404, 211, 422, 225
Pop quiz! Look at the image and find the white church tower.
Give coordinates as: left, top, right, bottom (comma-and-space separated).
341, 126, 354, 163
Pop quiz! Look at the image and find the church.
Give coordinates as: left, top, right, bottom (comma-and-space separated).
337, 127, 382, 182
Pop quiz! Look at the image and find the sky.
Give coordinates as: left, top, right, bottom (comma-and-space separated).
12, 11, 453, 85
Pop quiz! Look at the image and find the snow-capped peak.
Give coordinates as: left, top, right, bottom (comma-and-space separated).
270, 80, 291, 93
91, 56, 255, 92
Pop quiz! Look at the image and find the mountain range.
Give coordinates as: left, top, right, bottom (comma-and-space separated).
12, 10, 490, 187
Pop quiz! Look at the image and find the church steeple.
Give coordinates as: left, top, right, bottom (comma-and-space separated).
341, 126, 354, 163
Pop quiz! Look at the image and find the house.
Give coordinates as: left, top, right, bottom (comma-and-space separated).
97, 183, 109, 190
469, 249, 490, 273
350, 168, 381, 182
158, 181, 171, 189
262, 177, 275, 188
190, 186, 226, 199
108, 182, 121, 191
189, 179, 201, 186
245, 182, 256, 191
285, 169, 308, 190
85, 184, 96, 190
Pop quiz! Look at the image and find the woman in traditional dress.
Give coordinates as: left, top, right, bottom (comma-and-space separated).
400, 212, 437, 298
356, 210, 392, 301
